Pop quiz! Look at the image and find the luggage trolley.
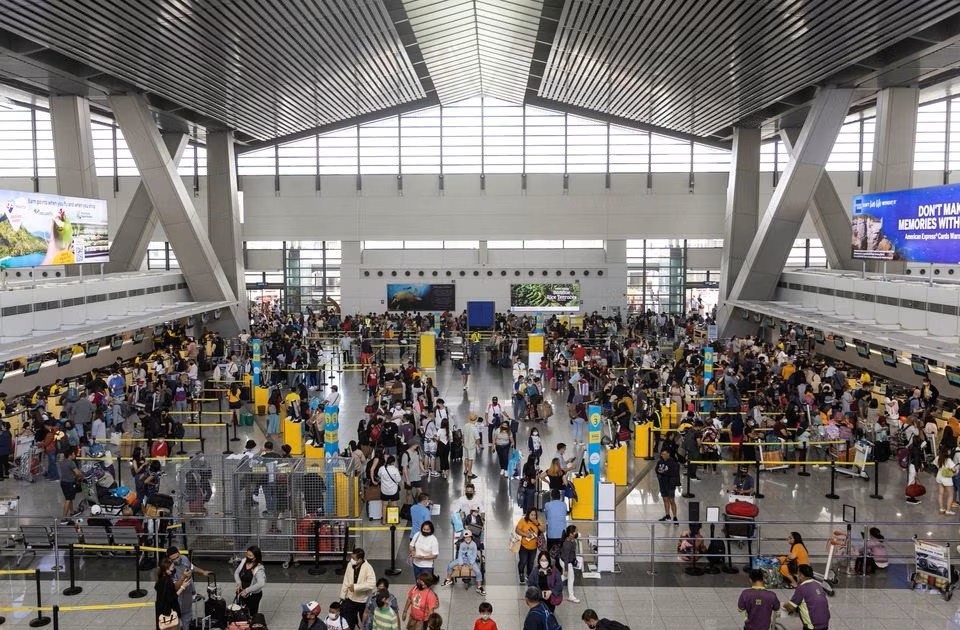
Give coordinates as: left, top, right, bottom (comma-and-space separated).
448, 511, 486, 592
831, 439, 871, 480
759, 437, 789, 472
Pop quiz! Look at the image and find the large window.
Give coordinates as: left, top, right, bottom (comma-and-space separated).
285, 241, 342, 313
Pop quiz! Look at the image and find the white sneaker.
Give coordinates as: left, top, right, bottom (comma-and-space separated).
567, 596, 580, 603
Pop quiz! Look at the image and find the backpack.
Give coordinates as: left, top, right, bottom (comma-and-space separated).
537, 606, 562, 630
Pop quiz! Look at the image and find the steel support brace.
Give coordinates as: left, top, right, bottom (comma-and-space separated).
727, 88, 854, 305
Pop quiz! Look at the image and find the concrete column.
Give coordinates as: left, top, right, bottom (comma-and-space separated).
108, 93, 243, 334
780, 127, 857, 270
49, 95, 99, 199
719, 88, 854, 334
106, 133, 188, 273
719, 126, 760, 301
871, 87, 919, 194
207, 130, 248, 328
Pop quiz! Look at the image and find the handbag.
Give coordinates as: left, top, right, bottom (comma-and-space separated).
158, 611, 180, 630
508, 532, 522, 554
364, 484, 381, 502
536, 532, 547, 552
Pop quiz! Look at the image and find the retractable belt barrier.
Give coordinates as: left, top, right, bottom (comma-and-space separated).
351, 525, 412, 577
0, 569, 49, 626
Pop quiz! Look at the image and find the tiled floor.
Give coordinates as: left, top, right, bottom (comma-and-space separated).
2, 355, 959, 629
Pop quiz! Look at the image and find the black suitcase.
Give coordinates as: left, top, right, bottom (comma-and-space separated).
499, 357, 511, 368
147, 493, 175, 511
873, 440, 891, 463
204, 596, 227, 629
450, 441, 463, 462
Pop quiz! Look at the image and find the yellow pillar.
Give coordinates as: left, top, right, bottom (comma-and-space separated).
528, 334, 544, 373
304, 444, 325, 459
283, 418, 303, 455
570, 474, 596, 520
254, 386, 269, 415
634, 423, 653, 459
607, 444, 628, 485
419, 332, 436, 370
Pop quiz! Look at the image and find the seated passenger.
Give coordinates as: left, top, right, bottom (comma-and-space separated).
729, 465, 755, 497
441, 529, 484, 595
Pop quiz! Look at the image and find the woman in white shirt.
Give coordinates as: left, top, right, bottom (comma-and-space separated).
408, 520, 439, 579
377, 456, 402, 525
937, 446, 958, 515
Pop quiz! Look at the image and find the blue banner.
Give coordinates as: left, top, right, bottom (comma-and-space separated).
703, 348, 713, 388
323, 405, 339, 456
535, 311, 544, 334
587, 404, 602, 512
251, 338, 262, 387
852, 182, 960, 264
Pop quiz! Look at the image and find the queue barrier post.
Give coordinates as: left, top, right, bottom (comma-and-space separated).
825, 460, 840, 500
335, 525, 351, 576
308, 522, 325, 576
222, 422, 233, 455
681, 469, 695, 499
870, 458, 884, 500
62, 544, 82, 596
51, 606, 58, 630
754, 460, 764, 500
797, 448, 810, 477
385, 524, 402, 577
29, 569, 50, 627
129, 546, 147, 599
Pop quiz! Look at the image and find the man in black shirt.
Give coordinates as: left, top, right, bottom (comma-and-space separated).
381, 421, 399, 457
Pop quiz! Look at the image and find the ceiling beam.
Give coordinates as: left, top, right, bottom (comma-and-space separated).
525, 95, 732, 151
235, 96, 440, 154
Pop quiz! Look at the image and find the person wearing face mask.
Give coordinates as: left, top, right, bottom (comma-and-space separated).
298, 601, 324, 630
369, 592, 401, 630
362, 579, 400, 630
402, 574, 438, 630
233, 545, 266, 616
514, 508, 544, 584
527, 428, 543, 468
409, 521, 439, 579
441, 528, 484, 594
559, 526, 581, 603
155, 557, 190, 630
527, 552, 564, 613
494, 421, 515, 476
323, 601, 349, 630
473, 602, 498, 630
452, 484, 483, 518
340, 548, 376, 630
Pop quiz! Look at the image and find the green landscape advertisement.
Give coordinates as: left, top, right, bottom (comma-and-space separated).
510, 283, 581, 311
0, 189, 109, 268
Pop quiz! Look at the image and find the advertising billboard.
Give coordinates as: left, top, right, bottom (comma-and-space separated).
852, 182, 960, 263
0, 189, 109, 267
386, 284, 455, 311
510, 283, 581, 311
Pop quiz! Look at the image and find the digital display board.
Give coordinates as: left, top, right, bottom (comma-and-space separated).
133, 331, 144, 344
854, 340, 870, 358
387, 284, 456, 311
814, 330, 825, 344
852, 182, 960, 263
911, 359, 929, 376
110, 336, 123, 351
510, 283, 581, 311
834, 337, 846, 351
85, 341, 100, 358
57, 348, 73, 366
880, 349, 898, 367
946, 366, 960, 387
0, 189, 109, 267
24, 357, 41, 376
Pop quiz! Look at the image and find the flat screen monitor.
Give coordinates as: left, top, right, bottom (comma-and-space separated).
85, 341, 100, 358
763, 317, 773, 327
57, 348, 73, 366
779, 322, 788, 334
110, 336, 123, 351
946, 366, 960, 387
153, 325, 164, 336
0, 369, 7, 384
911, 360, 929, 376
24, 358, 42, 376
834, 337, 846, 351
880, 350, 897, 367
740, 309, 750, 320
854, 341, 870, 358
133, 331, 144, 344
814, 330, 825, 344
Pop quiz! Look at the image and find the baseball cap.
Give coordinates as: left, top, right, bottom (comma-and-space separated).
301, 601, 322, 615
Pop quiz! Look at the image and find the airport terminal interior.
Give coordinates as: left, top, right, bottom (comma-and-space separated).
4, 2, 960, 630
